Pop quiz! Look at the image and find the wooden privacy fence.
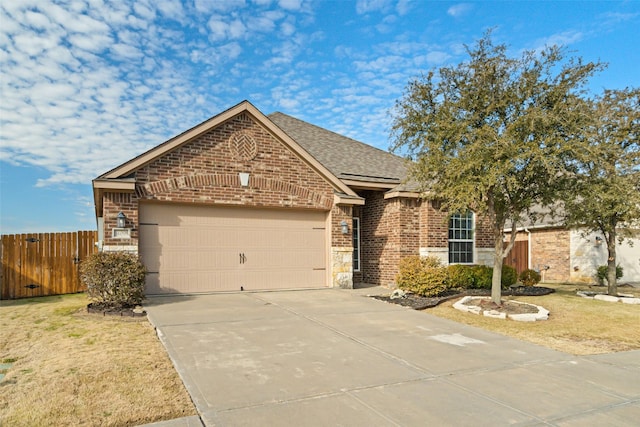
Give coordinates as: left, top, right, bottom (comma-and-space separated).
0, 231, 98, 300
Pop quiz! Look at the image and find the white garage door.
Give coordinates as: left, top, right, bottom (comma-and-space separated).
139, 203, 328, 294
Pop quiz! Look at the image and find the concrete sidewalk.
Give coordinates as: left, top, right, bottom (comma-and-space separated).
144, 288, 640, 426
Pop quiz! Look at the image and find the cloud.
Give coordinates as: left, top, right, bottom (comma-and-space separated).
156, 0, 187, 22
447, 3, 472, 18
396, 0, 412, 16
278, 0, 303, 11
600, 11, 639, 26
533, 30, 584, 49
207, 16, 247, 41
356, 0, 393, 15
194, 0, 246, 13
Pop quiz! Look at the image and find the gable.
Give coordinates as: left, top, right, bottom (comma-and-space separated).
93, 101, 361, 216
134, 112, 336, 210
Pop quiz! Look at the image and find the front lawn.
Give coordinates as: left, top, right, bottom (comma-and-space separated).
0, 293, 196, 426
427, 283, 640, 355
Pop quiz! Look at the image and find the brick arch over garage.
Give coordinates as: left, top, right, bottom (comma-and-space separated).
135, 174, 333, 210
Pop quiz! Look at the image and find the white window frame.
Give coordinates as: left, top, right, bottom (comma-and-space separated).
352, 217, 360, 272
448, 212, 474, 264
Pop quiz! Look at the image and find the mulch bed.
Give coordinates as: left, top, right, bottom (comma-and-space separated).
372, 286, 555, 310
86, 303, 147, 317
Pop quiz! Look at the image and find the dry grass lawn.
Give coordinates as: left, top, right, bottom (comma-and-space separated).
427, 283, 640, 355
0, 293, 196, 426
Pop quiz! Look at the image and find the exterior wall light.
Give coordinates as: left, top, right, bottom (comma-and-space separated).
340, 220, 349, 235
595, 236, 603, 246
116, 212, 127, 228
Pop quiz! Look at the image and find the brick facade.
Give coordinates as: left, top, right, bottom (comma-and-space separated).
103, 192, 138, 247
527, 228, 570, 282
98, 107, 498, 290
419, 200, 448, 248
354, 191, 421, 287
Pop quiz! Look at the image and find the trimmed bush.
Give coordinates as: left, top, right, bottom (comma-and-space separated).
447, 264, 475, 289
396, 255, 451, 297
470, 265, 493, 289
80, 252, 147, 308
519, 269, 542, 286
501, 265, 518, 288
596, 264, 623, 285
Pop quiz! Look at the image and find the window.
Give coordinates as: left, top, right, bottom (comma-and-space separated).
352, 217, 360, 272
448, 212, 474, 264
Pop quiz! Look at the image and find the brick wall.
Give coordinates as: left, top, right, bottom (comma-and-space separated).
475, 213, 494, 249
103, 192, 138, 246
420, 200, 448, 248
530, 228, 570, 282
358, 191, 420, 287
331, 204, 353, 247
359, 191, 387, 285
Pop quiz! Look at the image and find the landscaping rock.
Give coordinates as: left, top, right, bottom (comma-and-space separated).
390, 289, 407, 300
452, 296, 549, 322
484, 310, 507, 319
577, 291, 640, 304
594, 294, 623, 303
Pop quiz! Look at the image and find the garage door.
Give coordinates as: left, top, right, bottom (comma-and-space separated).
139, 203, 328, 294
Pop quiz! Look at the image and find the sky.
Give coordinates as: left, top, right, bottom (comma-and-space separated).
1, 0, 639, 234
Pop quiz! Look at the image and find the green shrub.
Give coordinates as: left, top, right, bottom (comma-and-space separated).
501, 265, 518, 288
519, 269, 542, 286
80, 252, 147, 308
596, 264, 623, 285
396, 255, 451, 297
447, 264, 475, 289
470, 265, 493, 289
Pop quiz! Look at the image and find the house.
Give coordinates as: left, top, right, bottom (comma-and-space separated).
505, 218, 640, 284
92, 101, 495, 294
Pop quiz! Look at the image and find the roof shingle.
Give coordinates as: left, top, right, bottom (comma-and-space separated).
268, 112, 408, 185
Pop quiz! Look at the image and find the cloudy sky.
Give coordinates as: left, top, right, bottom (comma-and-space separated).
1, 0, 639, 233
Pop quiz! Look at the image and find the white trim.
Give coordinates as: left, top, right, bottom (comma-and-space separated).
352, 217, 361, 272
448, 212, 475, 264
112, 228, 131, 239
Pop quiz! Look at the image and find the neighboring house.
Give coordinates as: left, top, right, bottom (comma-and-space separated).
505, 219, 640, 285
93, 101, 494, 295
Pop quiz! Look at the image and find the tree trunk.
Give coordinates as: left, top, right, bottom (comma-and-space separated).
606, 229, 618, 296
491, 225, 504, 305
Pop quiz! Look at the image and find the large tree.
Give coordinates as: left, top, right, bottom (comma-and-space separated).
563, 88, 640, 296
390, 33, 601, 304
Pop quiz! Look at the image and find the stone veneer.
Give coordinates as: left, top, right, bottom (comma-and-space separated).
332, 247, 354, 289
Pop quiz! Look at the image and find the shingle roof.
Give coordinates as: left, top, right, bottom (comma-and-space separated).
268, 112, 408, 185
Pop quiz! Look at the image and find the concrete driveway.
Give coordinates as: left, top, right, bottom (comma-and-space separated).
144, 288, 640, 426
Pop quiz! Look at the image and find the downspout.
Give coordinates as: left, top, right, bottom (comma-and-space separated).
524, 226, 532, 269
